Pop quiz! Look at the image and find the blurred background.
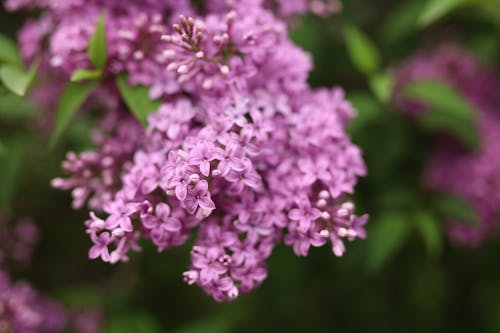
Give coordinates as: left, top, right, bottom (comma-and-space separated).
1, 0, 500, 332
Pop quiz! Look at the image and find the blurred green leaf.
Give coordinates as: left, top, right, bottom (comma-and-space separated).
375, 187, 419, 209
49, 81, 98, 147
71, 68, 102, 82
348, 92, 382, 136
88, 14, 108, 69
476, 0, 500, 24
107, 313, 162, 333
57, 286, 102, 307
117, 74, 160, 125
0, 60, 39, 96
405, 80, 480, 148
343, 24, 380, 75
432, 192, 478, 225
418, 0, 467, 26
366, 212, 411, 272
369, 73, 393, 104
0, 93, 35, 119
405, 80, 475, 120
0, 34, 23, 67
380, 0, 425, 42
419, 111, 480, 148
0, 140, 25, 209
414, 211, 442, 257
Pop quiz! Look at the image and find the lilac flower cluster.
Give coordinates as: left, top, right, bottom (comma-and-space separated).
11, 0, 367, 301
0, 271, 67, 333
0, 215, 38, 267
52, 111, 144, 211
0, 215, 66, 333
0, 214, 103, 333
394, 44, 500, 246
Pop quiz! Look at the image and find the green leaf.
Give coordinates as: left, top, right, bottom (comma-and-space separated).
405, 80, 480, 148
0, 60, 39, 96
432, 192, 479, 225
88, 14, 108, 69
366, 212, 411, 272
476, 0, 500, 25
419, 111, 480, 148
369, 72, 393, 104
405, 80, 475, 120
57, 286, 102, 307
71, 68, 102, 82
49, 81, 98, 147
414, 211, 442, 257
379, 0, 426, 42
0, 93, 35, 119
116, 75, 160, 125
0, 34, 23, 67
418, 0, 467, 26
0, 140, 25, 209
347, 92, 382, 136
343, 24, 380, 75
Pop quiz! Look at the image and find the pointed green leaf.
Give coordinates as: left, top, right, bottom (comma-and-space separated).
116, 75, 160, 125
71, 68, 103, 82
380, 0, 426, 42
405, 80, 475, 119
369, 72, 393, 103
432, 192, 479, 225
49, 81, 98, 147
0, 60, 39, 96
343, 24, 380, 75
88, 14, 108, 69
405, 80, 480, 148
348, 92, 382, 136
0, 34, 23, 67
419, 111, 480, 148
414, 211, 442, 257
418, 0, 467, 26
366, 212, 411, 272
0, 93, 35, 119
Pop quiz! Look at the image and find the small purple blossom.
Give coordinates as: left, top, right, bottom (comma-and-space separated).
184, 180, 216, 215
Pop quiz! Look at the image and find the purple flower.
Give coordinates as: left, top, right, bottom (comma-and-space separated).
169, 169, 191, 201
226, 166, 262, 193
184, 180, 216, 214
89, 232, 111, 262
288, 199, 322, 233
187, 141, 220, 177
103, 200, 140, 232
191, 246, 227, 285
215, 143, 247, 177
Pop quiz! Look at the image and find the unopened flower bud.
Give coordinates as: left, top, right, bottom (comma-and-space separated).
112, 228, 125, 237
337, 208, 349, 217
189, 173, 200, 183
220, 65, 230, 75
319, 190, 330, 199
319, 229, 330, 238
320, 211, 331, 220
316, 199, 327, 208
338, 227, 348, 237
